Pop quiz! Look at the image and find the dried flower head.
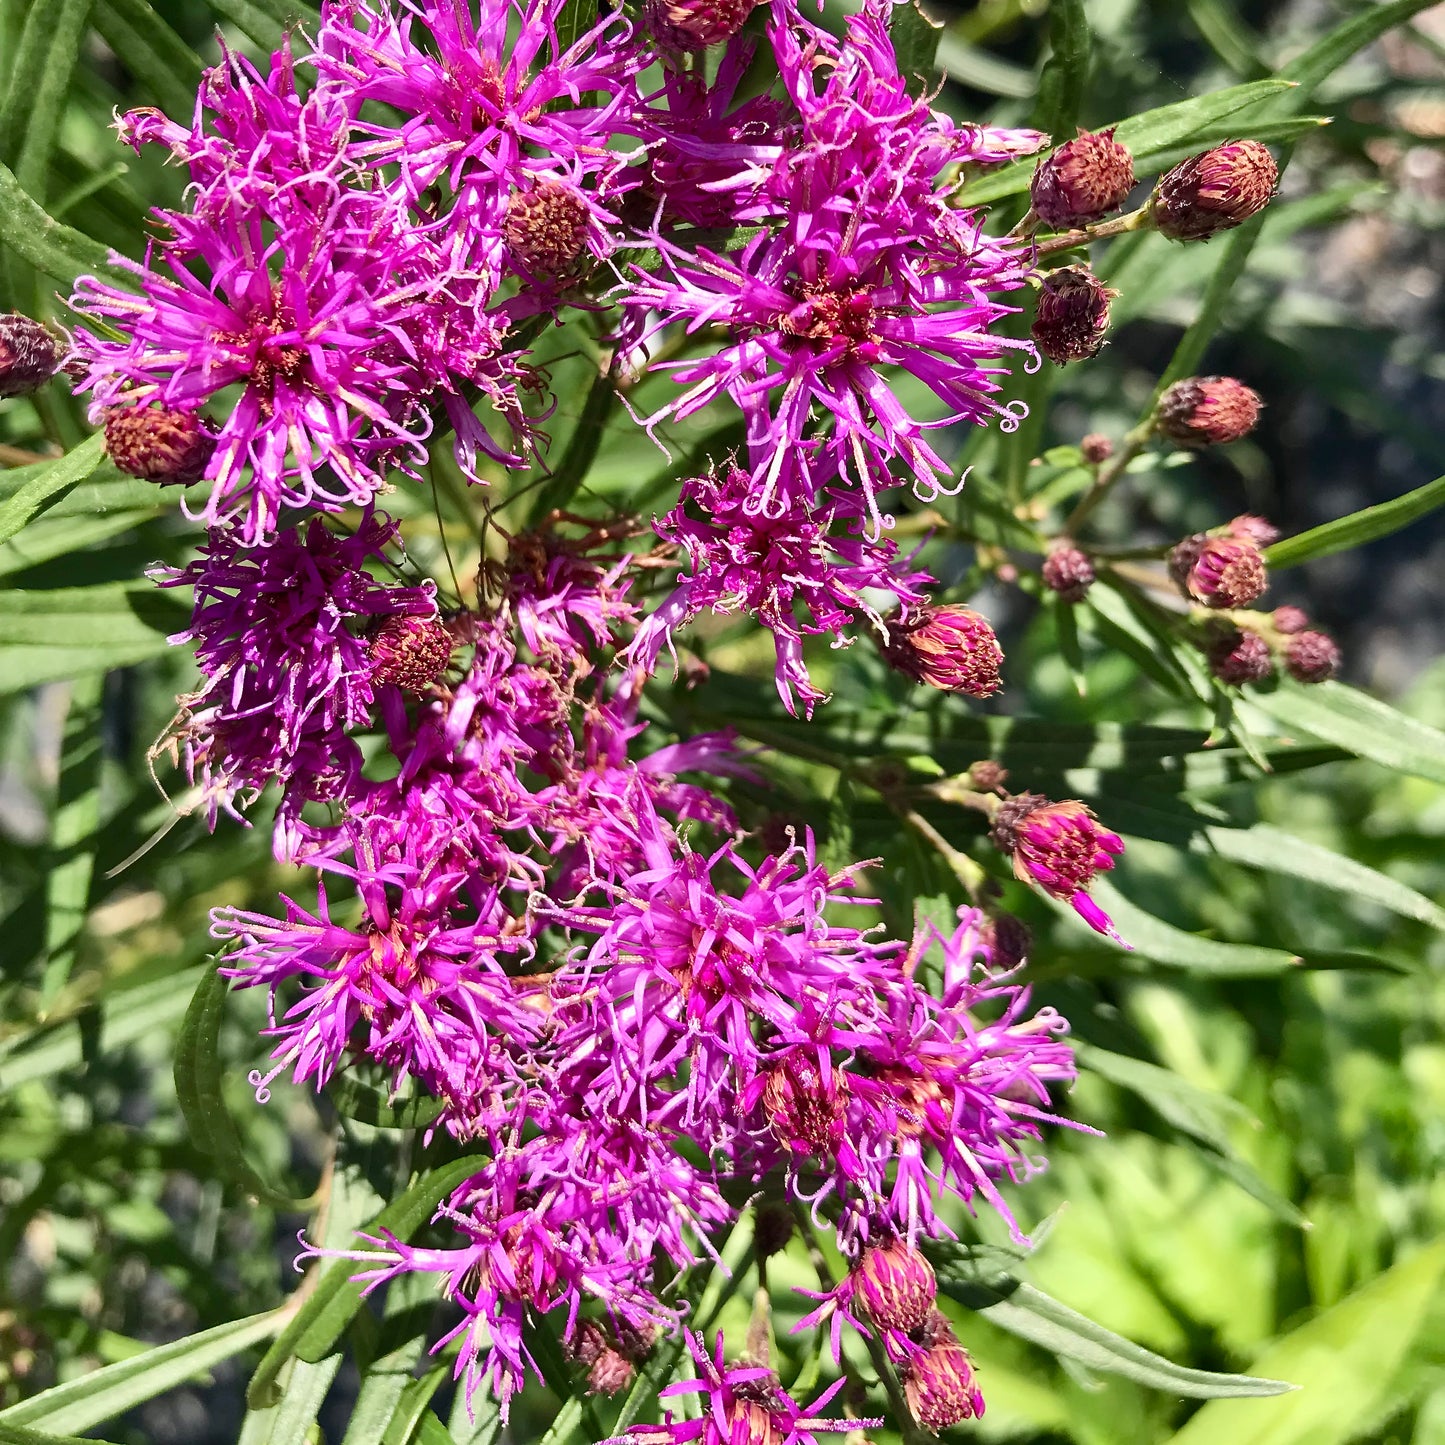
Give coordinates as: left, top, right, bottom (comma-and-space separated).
1042, 545, 1095, 602
1153, 139, 1278, 241
0, 313, 59, 397
1031, 128, 1136, 228
505, 182, 592, 275
899, 1310, 985, 1432
1285, 629, 1341, 684
104, 402, 215, 485
1157, 376, 1262, 447
883, 605, 1004, 697
367, 614, 455, 693
1032, 267, 1115, 364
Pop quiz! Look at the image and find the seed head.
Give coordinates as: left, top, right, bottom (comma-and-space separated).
1042, 544, 1095, 602
1285, 629, 1340, 684
103, 402, 215, 485
1207, 628, 1273, 685
1032, 267, 1115, 365
0, 313, 60, 398
1153, 140, 1278, 241
1157, 376, 1262, 447
883, 605, 1004, 698
1031, 128, 1137, 229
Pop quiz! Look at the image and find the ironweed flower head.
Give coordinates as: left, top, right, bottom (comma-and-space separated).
1157, 376, 1262, 447
1031, 128, 1136, 228
1285, 629, 1341, 683
898, 1309, 985, 1431
1207, 627, 1273, 685
1031, 267, 1114, 364
882, 604, 1004, 697
1153, 139, 1278, 241
0, 313, 59, 397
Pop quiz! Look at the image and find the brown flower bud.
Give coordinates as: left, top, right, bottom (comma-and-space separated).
505, 182, 591, 274
0, 313, 60, 398
644, 0, 756, 50
882, 605, 1003, 698
1153, 140, 1278, 241
1272, 604, 1309, 635
753, 1203, 795, 1260
1284, 629, 1340, 684
1207, 628, 1273, 685
1157, 376, 1262, 448
1031, 267, 1115, 365
1042, 544, 1095, 602
1080, 432, 1113, 464
588, 1347, 635, 1396
103, 402, 214, 484
1031, 128, 1137, 228
367, 613, 455, 693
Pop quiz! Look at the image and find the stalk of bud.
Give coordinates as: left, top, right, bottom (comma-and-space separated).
1284, 630, 1340, 683
1207, 627, 1273, 685
103, 402, 215, 484
1031, 267, 1115, 364
1030, 129, 1137, 228
505, 182, 591, 274
367, 613, 455, 693
1042, 544, 1095, 602
644, 0, 756, 50
1152, 140, 1278, 241
899, 1310, 985, 1432
1157, 376, 1262, 447
0, 313, 60, 398
1169, 533, 1267, 609
882, 605, 1003, 698
853, 1238, 937, 1334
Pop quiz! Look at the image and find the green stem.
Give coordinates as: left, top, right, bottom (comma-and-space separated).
1034, 204, 1153, 259
1061, 418, 1157, 538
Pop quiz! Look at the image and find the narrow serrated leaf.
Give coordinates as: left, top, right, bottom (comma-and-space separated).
0, 433, 106, 546
1032, 0, 1090, 140
1265, 471, 1445, 569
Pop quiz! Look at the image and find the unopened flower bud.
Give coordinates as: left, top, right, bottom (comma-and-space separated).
644, 0, 756, 50
753, 1203, 795, 1260
368, 613, 455, 693
588, 1347, 635, 1396
0, 313, 60, 397
1227, 514, 1279, 546
1157, 376, 1262, 448
1272, 605, 1309, 635
968, 760, 1008, 793
103, 402, 214, 484
883, 605, 1003, 698
506, 182, 591, 274
980, 911, 1032, 970
1171, 533, 1267, 609
900, 1310, 985, 1432
1285, 629, 1340, 684
1081, 433, 1113, 464
1207, 627, 1273, 685
566, 1320, 607, 1367
1031, 267, 1114, 365
1031, 128, 1137, 228
760, 1054, 848, 1155
853, 1238, 937, 1333
1042, 544, 1095, 602
1153, 139, 1278, 241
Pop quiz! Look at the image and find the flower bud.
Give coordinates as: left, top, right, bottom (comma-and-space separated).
1157, 376, 1262, 448
980, 911, 1032, 970
883, 605, 1003, 698
968, 760, 1008, 793
1152, 139, 1278, 241
853, 1238, 937, 1334
367, 613, 455, 693
103, 402, 214, 484
644, 0, 756, 50
1207, 627, 1273, 685
1284, 629, 1340, 684
1030, 128, 1137, 228
753, 1203, 795, 1260
1170, 533, 1267, 609
1031, 267, 1115, 364
1081, 432, 1113, 464
1227, 514, 1279, 547
505, 182, 591, 274
1272, 605, 1309, 635
1042, 544, 1095, 602
900, 1310, 985, 1431
0, 313, 60, 398
588, 1347, 636, 1396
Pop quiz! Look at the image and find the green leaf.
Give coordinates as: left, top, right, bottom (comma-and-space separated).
0, 510, 157, 578
0, 581, 186, 694
379, 1371, 449, 1445
208, 0, 287, 49
265, 1354, 343, 1445
1274, 0, 1442, 99
247, 1154, 489, 1408
94, 0, 205, 121
1185, 0, 1267, 78
0, 1311, 285, 1434
1032, 0, 1090, 141
1253, 680, 1445, 787
11, 0, 94, 204
173, 967, 308, 1208
0, 433, 106, 545
1265, 471, 1445, 570
326, 1074, 446, 1130
1163, 1240, 1445, 1445
554, 0, 597, 58
38, 675, 104, 1012
936, 1275, 1295, 1398
956, 79, 1293, 205
0, 1425, 123, 1445
890, 0, 943, 94
935, 32, 1034, 98
528, 363, 620, 523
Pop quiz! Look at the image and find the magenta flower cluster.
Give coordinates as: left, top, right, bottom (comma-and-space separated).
66, 0, 1117, 1432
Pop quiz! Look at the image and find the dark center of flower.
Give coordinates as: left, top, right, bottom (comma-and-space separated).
776, 282, 878, 356
760, 1055, 848, 1153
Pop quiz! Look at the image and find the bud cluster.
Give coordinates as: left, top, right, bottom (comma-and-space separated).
1200, 604, 1342, 687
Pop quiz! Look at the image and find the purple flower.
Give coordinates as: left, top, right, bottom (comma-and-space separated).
152, 514, 435, 827
626, 460, 931, 716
